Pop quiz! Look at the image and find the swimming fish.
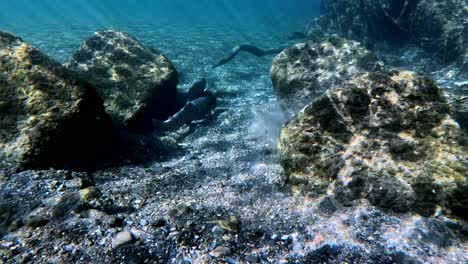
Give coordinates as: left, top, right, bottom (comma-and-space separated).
213, 44, 284, 68
153, 92, 216, 131
186, 78, 207, 101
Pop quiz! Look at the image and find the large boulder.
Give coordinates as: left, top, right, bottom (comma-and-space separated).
0, 31, 113, 170
66, 30, 179, 130
278, 70, 467, 218
271, 37, 383, 117
410, 0, 467, 64
315, 0, 416, 46
312, 0, 467, 65
450, 83, 468, 132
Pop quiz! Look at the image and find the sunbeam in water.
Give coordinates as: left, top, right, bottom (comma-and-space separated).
0, 0, 466, 263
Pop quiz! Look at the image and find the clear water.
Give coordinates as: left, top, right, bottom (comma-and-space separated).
0, 0, 319, 63
1, 1, 467, 263
0, 0, 320, 144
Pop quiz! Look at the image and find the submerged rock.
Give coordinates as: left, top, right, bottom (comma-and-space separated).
112, 231, 134, 248
312, 0, 467, 65
66, 30, 179, 130
209, 246, 231, 258
451, 93, 468, 132
278, 70, 467, 218
270, 36, 383, 117
0, 31, 113, 170
410, 0, 467, 65
317, 0, 416, 45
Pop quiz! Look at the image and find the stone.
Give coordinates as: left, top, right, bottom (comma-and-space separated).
51, 192, 81, 218
316, 0, 415, 46
0, 31, 113, 170
410, 0, 467, 64
271, 37, 383, 117
278, 70, 467, 218
209, 246, 230, 258
79, 187, 100, 202
317, 196, 339, 214
112, 230, 133, 248
88, 209, 110, 220
66, 30, 179, 130
23, 207, 49, 228
211, 225, 226, 237
310, 0, 467, 65
244, 254, 260, 263
208, 215, 240, 232
442, 217, 460, 230
129, 228, 147, 240
51, 188, 100, 218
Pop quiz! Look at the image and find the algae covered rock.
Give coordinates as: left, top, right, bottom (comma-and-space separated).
278, 70, 467, 218
317, 0, 415, 46
312, 0, 467, 65
66, 30, 179, 130
270, 37, 383, 117
0, 31, 113, 170
410, 0, 467, 64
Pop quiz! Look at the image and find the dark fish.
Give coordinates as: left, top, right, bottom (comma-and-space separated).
213, 44, 284, 68
153, 93, 216, 131
191, 92, 216, 114
186, 78, 207, 101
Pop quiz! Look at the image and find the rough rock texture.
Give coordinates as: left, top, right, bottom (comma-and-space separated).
0, 31, 113, 170
0, 31, 466, 263
278, 70, 467, 218
410, 0, 467, 64
271, 36, 383, 117
315, 0, 416, 46
66, 30, 179, 130
451, 88, 468, 133
311, 0, 467, 65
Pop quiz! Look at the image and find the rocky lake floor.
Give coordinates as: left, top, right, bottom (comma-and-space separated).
1, 22, 467, 263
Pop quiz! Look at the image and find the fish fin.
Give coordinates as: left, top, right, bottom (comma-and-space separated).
187, 78, 207, 101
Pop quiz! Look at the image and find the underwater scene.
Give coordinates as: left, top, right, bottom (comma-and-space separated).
0, 0, 467, 263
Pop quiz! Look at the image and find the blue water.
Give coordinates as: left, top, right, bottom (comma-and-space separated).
1, 0, 319, 28
1, 1, 467, 263
0, 0, 320, 84
0, 0, 322, 160
0, 0, 319, 58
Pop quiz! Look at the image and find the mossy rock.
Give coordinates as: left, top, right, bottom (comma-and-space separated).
278, 70, 468, 219
0, 31, 114, 170
312, 0, 466, 64
410, 0, 467, 64
66, 30, 179, 131
270, 37, 383, 117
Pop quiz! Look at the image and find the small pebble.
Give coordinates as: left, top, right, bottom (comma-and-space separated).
212, 225, 226, 237
112, 231, 133, 248
245, 254, 260, 263
79, 187, 100, 202
443, 217, 459, 229
209, 246, 230, 258
130, 228, 146, 239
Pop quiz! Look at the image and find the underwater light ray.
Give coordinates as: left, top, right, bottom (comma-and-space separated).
0, 0, 50, 31
209, 0, 257, 44
0, 1, 466, 263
